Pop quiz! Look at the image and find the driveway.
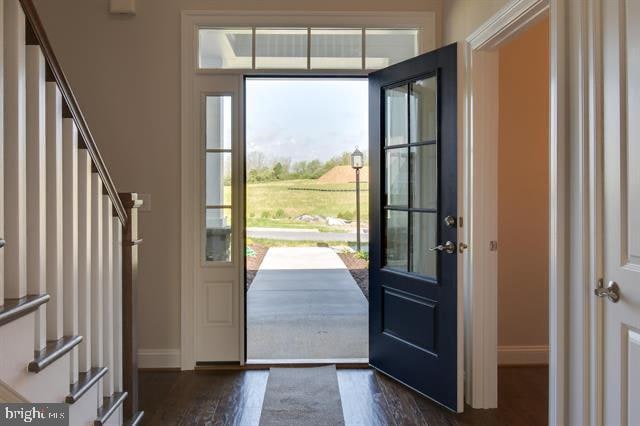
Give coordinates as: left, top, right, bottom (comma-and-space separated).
247, 247, 368, 361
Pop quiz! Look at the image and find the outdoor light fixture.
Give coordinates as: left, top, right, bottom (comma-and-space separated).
351, 147, 364, 169
351, 147, 364, 251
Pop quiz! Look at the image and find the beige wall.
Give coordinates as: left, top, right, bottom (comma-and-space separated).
497, 16, 549, 348
442, 0, 509, 44
33, 0, 443, 357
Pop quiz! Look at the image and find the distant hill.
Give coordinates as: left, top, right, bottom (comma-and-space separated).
318, 165, 369, 184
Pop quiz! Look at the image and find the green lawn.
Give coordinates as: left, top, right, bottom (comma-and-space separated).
242, 179, 369, 230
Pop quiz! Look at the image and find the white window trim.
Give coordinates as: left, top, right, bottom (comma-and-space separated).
180, 10, 436, 370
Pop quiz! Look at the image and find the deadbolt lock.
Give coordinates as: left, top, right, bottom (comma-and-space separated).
444, 215, 456, 228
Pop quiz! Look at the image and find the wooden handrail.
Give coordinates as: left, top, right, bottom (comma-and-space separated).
18, 0, 127, 226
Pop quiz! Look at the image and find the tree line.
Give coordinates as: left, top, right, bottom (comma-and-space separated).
246, 151, 368, 183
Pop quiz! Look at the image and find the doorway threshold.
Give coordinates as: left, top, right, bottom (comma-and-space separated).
246, 358, 369, 368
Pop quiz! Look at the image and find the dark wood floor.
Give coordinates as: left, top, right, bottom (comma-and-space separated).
140, 366, 548, 425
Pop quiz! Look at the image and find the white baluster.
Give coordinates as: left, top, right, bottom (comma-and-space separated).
62, 117, 78, 383
102, 196, 114, 396
3, 0, 26, 300
45, 82, 63, 341
26, 43, 47, 351
77, 149, 92, 373
113, 219, 123, 392
90, 174, 103, 373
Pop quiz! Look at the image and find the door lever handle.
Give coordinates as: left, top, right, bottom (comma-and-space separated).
429, 241, 456, 254
594, 279, 620, 303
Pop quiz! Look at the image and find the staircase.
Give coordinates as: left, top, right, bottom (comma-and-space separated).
0, 0, 143, 424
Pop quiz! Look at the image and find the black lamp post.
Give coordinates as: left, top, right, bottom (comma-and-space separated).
351, 147, 364, 252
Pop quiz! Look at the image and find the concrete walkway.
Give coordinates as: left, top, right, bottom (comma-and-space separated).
247, 247, 368, 362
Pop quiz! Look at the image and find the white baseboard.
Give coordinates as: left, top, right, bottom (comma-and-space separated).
138, 349, 181, 369
498, 345, 548, 365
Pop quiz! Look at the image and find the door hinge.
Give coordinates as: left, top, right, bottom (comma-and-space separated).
489, 240, 498, 251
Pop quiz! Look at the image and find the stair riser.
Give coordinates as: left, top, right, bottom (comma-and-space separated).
0, 313, 69, 402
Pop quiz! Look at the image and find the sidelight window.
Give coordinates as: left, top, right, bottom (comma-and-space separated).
204, 95, 233, 262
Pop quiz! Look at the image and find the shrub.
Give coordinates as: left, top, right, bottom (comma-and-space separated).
261, 211, 271, 219
337, 210, 354, 221
356, 250, 369, 261
274, 208, 287, 219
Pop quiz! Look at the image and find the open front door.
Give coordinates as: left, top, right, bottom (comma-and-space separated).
369, 43, 462, 412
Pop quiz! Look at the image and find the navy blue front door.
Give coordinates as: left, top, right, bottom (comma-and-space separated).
368, 43, 460, 412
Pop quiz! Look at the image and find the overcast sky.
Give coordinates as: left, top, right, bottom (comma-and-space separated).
246, 78, 368, 163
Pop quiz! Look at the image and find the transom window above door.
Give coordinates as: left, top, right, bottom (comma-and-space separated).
198, 27, 419, 70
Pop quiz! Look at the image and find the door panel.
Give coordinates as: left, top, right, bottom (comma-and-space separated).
369, 43, 461, 411
193, 75, 243, 362
602, 1, 640, 424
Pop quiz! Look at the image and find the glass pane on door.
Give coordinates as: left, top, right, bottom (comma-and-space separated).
410, 212, 437, 277
410, 144, 437, 210
385, 85, 408, 146
385, 210, 408, 271
410, 77, 437, 142
385, 148, 408, 207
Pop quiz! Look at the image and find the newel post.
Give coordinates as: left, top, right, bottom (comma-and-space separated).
119, 193, 143, 424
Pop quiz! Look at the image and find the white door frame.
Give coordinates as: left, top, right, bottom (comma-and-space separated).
179, 10, 437, 370
464, 1, 604, 424
461, 0, 556, 412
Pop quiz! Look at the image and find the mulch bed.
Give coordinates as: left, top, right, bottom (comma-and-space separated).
246, 243, 268, 290
338, 252, 369, 301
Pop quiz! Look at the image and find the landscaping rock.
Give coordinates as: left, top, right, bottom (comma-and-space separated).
326, 217, 347, 226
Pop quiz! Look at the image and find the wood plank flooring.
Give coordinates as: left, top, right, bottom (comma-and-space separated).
140, 366, 548, 425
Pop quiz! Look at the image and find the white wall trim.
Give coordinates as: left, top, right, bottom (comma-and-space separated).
467, 0, 549, 50
498, 345, 549, 365
138, 349, 181, 369
462, 0, 554, 412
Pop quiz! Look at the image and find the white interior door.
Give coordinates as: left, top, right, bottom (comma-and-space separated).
192, 74, 244, 362
602, 1, 640, 424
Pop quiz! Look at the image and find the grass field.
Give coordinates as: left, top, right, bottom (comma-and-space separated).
243, 179, 369, 231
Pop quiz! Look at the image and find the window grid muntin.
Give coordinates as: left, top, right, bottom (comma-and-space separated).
203, 94, 234, 264
197, 26, 420, 71
382, 72, 439, 278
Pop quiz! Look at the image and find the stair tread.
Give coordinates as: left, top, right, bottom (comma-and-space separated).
66, 366, 108, 404
28, 335, 83, 373
0, 294, 50, 327
95, 391, 128, 426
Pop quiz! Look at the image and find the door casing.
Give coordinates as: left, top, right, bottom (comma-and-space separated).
461, 0, 555, 412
